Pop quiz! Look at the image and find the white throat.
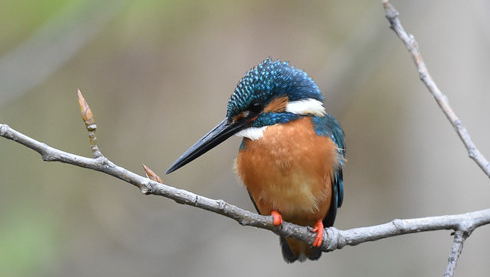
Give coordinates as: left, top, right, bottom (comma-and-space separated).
235, 126, 268, 140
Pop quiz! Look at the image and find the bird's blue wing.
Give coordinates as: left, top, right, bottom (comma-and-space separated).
313, 114, 345, 226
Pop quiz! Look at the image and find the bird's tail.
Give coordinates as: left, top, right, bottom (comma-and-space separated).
280, 236, 322, 263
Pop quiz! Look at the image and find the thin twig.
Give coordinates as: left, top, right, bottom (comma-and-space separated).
382, 0, 490, 179
382, 1, 490, 275
444, 230, 468, 277
77, 89, 103, 158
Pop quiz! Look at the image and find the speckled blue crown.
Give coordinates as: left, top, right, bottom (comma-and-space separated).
226, 58, 323, 119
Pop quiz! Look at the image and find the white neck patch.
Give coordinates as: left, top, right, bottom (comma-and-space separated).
286, 98, 326, 116
234, 126, 268, 140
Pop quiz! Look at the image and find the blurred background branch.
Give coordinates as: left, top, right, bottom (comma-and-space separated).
0, 0, 127, 106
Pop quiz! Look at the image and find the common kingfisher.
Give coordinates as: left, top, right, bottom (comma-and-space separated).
166, 58, 345, 263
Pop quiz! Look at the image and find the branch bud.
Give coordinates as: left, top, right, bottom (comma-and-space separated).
143, 164, 163, 183
77, 89, 95, 127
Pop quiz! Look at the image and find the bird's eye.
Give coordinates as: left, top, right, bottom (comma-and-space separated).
232, 102, 263, 123
249, 102, 263, 114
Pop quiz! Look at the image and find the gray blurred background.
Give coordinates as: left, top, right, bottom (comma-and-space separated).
1, 0, 490, 276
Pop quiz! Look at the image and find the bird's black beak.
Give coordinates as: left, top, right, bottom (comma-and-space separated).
166, 118, 247, 174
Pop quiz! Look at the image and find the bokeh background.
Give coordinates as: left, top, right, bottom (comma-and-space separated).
1, 0, 490, 276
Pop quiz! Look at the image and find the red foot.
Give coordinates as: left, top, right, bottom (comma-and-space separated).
271, 210, 283, 226
311, 220, 324, 247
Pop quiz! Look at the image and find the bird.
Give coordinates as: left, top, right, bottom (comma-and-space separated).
166, 58, 345, 263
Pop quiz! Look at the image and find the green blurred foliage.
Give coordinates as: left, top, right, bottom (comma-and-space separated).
0, 0, 67, 48
0, 208, 57, 277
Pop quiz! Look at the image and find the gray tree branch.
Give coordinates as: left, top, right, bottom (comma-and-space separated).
444, 230, 467, 277
1, 116, 490, 254
382, 1, 490, 276
383, 0, 490, 179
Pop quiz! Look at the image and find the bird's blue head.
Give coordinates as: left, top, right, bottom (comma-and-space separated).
166, 58, 326, 173
226, 58, 324, 129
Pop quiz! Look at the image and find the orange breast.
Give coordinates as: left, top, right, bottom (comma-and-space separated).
235, 117, 340, 227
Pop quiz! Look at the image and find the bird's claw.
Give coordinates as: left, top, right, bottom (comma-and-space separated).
311, 220, 324, 247
271, 210, 283, 226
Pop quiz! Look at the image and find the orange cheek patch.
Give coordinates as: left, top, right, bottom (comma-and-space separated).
233, 114, 244, 122
264, 96, 289, 113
